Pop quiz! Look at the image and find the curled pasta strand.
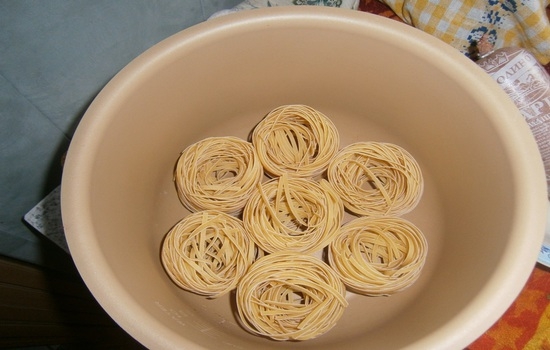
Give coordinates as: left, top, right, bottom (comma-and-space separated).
174, 136, 263, 215
236, 251, 348, 341
328, 216, 428, 296
243, 174, 344, 254
251, 104, 340, 178
161, 210, 256, 298
327, 141, 423, 217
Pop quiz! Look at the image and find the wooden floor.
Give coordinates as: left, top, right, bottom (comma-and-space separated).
0, 255, 145, 349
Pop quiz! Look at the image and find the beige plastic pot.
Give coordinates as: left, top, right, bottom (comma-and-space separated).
61, 7, 547, 350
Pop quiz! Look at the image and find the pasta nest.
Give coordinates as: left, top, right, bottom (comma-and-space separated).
174, 136, 263, 215
327, 141, 423, 217
243, 174, 344, 254
251, 104, 340, 178
328, 216, 428, 296
236, 251, 348, 341
161, 210, 256, 298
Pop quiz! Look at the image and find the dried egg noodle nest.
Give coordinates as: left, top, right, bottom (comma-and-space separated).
243, 174, 343, 254
328, 216, 428, 296
327, 141, 423, 217
174, 136, 263, 215
161, 210, 256, 298
236, 251, 348, 341
251, 104, 340, 178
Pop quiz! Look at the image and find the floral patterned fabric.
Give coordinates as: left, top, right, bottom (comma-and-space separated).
209, 0, 359, 19
466, 265, 550, 350
374, 0, 550, 64
382, 0, 550, 64
360, 0, 550, 74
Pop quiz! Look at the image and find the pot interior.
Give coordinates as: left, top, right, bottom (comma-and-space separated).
61, 7, 546, 349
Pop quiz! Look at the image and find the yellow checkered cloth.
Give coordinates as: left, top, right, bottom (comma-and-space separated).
381, 0, 550, 64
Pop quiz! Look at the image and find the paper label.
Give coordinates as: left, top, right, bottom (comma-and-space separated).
24, 185, 69, 254
478, 48, 550, 198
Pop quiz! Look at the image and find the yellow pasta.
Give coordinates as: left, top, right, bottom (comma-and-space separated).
242, 174, 343, 254
236, 251, 348, 341
328, 216, 428, 296
161, 210, 256, 298
327, 141, 423, 217
162, 105, 430, 341
251, 104, 340, 178
174, 136, 263, 215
